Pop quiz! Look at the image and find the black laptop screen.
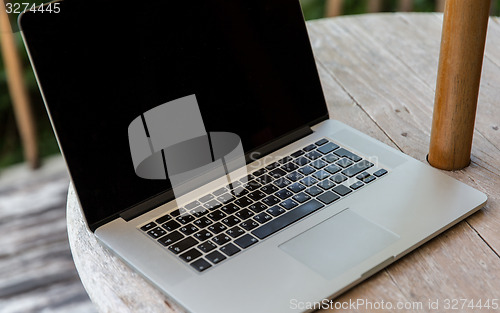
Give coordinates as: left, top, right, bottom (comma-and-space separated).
20, 0, 328, 229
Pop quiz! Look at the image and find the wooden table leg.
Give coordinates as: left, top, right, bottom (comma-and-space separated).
0, 1, 39, 169
428, 0, 490, 170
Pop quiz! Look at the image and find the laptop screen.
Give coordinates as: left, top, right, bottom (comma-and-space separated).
20, 0, 328, 229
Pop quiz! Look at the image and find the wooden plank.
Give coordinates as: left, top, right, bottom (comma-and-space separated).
307, 16, 500, 311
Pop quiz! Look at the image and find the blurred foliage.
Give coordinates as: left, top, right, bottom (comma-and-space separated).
1, 0, 500, 169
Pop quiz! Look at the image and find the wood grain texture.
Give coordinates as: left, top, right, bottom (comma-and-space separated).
429, 0, 491, 170
66, 14, 500, 312
0, 156, 96, 313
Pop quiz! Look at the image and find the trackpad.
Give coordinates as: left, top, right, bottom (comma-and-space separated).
279, 209, 399, 280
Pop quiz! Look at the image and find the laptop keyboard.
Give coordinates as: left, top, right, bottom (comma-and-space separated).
138, 138, 388, 273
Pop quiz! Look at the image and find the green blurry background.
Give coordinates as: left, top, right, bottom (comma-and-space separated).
1, 0, 499, 169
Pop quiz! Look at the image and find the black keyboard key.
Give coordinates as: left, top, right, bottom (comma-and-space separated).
254, 212, 273, 224
234, 197, 253, 208
208, 222, 227, 234
262, 195, 280, 206
155, 214, 171, 224
180, 248, 202, 263
317, 191, 340, 204
168, 237, 198, 254
185, 201, 200, 211
222, 203, 240, 215
158, 231, 184, 246
261, 184, 279, 195
305, 150, 322, 160
213, 187, 228, 197
212, 234, 231, 245
313, 170, 330, 180
280, 199, 298, 210
204, 200, 222, 210
194, 230, 213, 241
373, 169, 388, 177
279, 156, 293, 164
191, 207, 209, 218
270, 168, 287, 179
252, 199, 324, 239
220, 243, 241, 256
176, 214, 195, 225
252, 168, 267, 177
303, 144, 316, 152
286, 171, 304, 182
208, 209, 227, 221
299, 166, 315, 175
248, 190, 267, 201
342, 160, 374, 177
293, 192, 311, 203
311, 159, 327, 169
332, 185, 352, 196
169, 209, 181, 217
288, 182, 306, 193
191, 258, 211, 272
222, 215, 241, 227
198, 241, 217, 253
363, 176, 376, 184
275, 189, 293, 200
350, 181, 364, 190
162, 220, 181, 232
317, 179, 335, 190
281, 162, 299, 172
334, 148, 362, 162
234, 234, 258, 249
267, 205, 286, 217
273, 178, 291, 188
265, 162, 280, 170
226, 226, 245, 238
141, 222, 157, 232
294, 157, 310, 166
317, 142, 339, 154
232, 187, 249, 197
337, 158, 354, 168
217, 193, 235, 204
240, 174, 254, 183
291, 150, 305, 158
179, 224, 199, 236
193, 216, 213, 228
236, 208, 254, 220
300, 176, 318, 187
323, 153, 339, 163
199, 194, 214, 203
314, 138, 329, 146
205, 251, 226, 264
330, 173, 348, 184
356, 172, 371, 180
240, 219, 259, 231
305, 185, 324, 196
249, 202, 268, 213
245, 180, 262, 191
325, 164, 342, 174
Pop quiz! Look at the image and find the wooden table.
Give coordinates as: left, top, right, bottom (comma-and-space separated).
67, 13, 500, 312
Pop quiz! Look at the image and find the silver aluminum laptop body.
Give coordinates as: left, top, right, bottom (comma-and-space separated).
19, 1, 486, 312
95, 119, 486, 313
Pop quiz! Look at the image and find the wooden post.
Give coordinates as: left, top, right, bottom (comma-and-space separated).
398, 0, 413, 12
428, 0, 490, 170
436, 0, 446, 12
368, 0, 382, 13
325, 0, 343, 17
0, 0, 39, 169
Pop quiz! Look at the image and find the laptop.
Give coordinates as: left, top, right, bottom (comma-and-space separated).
19, 0, 487, 312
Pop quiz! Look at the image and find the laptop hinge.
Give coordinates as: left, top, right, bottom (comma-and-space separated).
244, 125, 313, 163
117, 125, 314, 223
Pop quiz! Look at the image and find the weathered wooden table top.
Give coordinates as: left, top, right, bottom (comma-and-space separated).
67, 13, 500, 312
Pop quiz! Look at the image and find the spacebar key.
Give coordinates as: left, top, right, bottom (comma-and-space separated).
251, 199, 324, 239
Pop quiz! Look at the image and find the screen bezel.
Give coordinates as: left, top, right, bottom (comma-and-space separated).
19, 0, 329, 231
